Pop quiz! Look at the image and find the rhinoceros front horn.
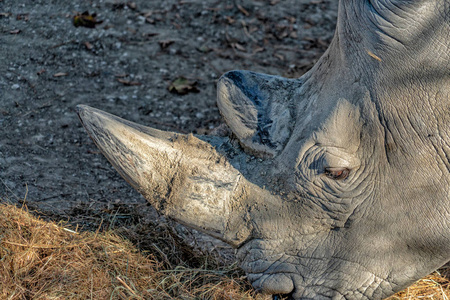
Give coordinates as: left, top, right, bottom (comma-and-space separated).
77, 105, 255, 246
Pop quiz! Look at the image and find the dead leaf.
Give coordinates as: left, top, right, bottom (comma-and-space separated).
0, 12, 12, 17
142, 32, 159, 38
172, 22, 181, 30
143, 11, 153, 17
86, 71, 100, 78
249, 25, 258, 34
285, 16, 296, 24
274, 25, 289, 40
73, 11, 103, 28
9, 29, 21, 34
225, 16, 235, 24
274, 53, 285, 61
84, 41, 93, 50
53, 72, 68, 77
252, 46, 265, 54
127, 2, 137, 10
127, 27, 137, 34
16, 13, 29, 21
317, 38, 328, 47
112, 3, 126, 10
233, 43, 246, 52
168, 77, 199, 95
158, 39, 174, 49
117, 78, 142, 86
197, 44, 211, 53
236, 4, 249, 16
37, 69, 46, 76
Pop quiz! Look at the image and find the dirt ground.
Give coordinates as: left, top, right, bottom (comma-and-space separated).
0, 0, 337, 262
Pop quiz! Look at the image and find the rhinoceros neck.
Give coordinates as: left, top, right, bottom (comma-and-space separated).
334, 0, 450, 84
321, 0, 450, 138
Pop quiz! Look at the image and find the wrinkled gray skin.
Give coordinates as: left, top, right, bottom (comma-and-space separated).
77, 0, 450, 299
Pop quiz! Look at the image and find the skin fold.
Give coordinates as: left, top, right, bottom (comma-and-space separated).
78, 0, 449, 299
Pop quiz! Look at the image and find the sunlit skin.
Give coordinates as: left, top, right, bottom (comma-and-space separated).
78, 1, 449, 299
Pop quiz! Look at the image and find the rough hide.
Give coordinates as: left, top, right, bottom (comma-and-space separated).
78, 0, 450, 299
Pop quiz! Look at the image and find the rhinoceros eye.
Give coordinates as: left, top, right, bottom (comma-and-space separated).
324, 167, 350, 180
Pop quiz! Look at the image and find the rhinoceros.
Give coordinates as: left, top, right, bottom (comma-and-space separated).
77, 0, 449, 299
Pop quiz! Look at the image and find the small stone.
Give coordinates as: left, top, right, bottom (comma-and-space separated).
11, 84, 20, 90
137, 15, 146, 24
195, 112, 205, 119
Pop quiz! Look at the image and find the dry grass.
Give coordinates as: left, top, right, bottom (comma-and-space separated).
0, 202, 449, 300
386, 271, 450, 300
0, 202, 259, 300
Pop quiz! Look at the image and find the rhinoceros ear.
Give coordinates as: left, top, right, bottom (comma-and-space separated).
217, 70, 298, 158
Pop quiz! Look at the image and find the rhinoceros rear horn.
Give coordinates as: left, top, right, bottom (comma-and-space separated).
76, 105, 253, 246
217, 70, 299, 158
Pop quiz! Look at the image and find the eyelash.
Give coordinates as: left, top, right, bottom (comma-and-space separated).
324, 168, 350, 180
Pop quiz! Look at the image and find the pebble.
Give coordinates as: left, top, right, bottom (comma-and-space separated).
137, 15, 146, 24
195, 112, 205, 119
11, 84, 20, 90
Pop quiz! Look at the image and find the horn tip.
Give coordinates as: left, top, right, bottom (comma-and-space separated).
76, 104, 91, 116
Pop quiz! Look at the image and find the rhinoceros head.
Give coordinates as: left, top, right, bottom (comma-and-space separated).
78, 0, 449, 299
